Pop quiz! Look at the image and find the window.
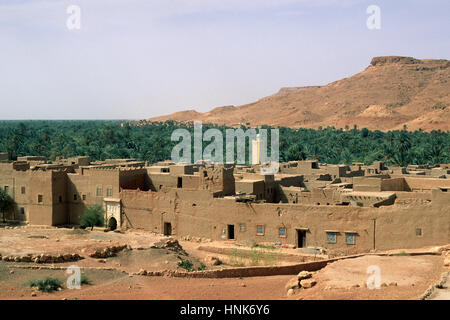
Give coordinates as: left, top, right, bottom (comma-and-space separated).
37, 195, 43, 203
21, 186, 26, 194
107, 188, 113, 197
256, 224, 264, 236
345, 233, 356, 245
279, 227, 287, 238
20, 207, 25, 215
326, 232, 337, 244
4, 186, 9, 194
58, 196, 62, 203
96, 187, 102, 197
416, 228, 422, 236
239, 224, 245, 232
82, 195, 86, 201
74, 194, 78, 201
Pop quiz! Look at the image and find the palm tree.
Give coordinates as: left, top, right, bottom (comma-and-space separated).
394, 131, 412, 166
0, 189, 14, 223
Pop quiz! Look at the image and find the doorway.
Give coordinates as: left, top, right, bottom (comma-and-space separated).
164, 222, 172, 236
108, 217, 117, 231
297, 229, 306, 248
227, 224, 235, 240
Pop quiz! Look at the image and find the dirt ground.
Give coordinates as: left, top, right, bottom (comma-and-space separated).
0, 263, 292, 300
0, 226, 448, 300
289, 255, 446, 300
0, 226, 162, 256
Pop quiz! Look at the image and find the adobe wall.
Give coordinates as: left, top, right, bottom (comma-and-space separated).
51, 171, 69, 225
119, 169, 147, 190
121, 187, 449, 252
276, 175, 303, 188
403, 177, 450, 191
180, 175, 202, 189
235, 180, 265, 197
0, 168, 29, 221
147, 171, 177, 191
353, 177, 382, 192
431, 188, 450, 205
175, 199, 376, 250
325, 166, 347, 179
67, 169, 120, 224
374, 202, 449, 250
380, 178, 409, 191
27, 171, 54, 226
121, 189, 157, 231
395, 191, 432, 201
199, 166, 235, 195
277, 186, 301, 203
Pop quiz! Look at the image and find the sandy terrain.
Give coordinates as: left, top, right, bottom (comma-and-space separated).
0, 226, 448, 300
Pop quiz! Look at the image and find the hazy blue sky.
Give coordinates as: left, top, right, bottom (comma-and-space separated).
0, 0, 449, 119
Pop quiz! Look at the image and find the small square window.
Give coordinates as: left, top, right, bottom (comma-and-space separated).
21, 187, 26, 194
326, 232, 337, 244
37, 195, 43, 203
345, 233, 356, 245
279, 227, 287, 238
239, 224, 245, 232
107, 188, 113, 197
256, 225, 264, 236
96, 187, 102, 197
20, 207, 25, 215
416, 228, 422, 236
4, 186, 9, 193
82, 195, 86, 201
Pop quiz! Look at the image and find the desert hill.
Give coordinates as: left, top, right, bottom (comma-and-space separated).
148, 56, 450, 131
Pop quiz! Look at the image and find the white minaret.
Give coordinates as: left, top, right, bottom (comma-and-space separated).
252, 134, 261, 165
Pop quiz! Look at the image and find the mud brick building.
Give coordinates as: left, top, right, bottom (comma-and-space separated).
0, 155, 449, 251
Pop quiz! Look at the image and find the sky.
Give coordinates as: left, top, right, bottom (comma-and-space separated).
0, 0, 449, 120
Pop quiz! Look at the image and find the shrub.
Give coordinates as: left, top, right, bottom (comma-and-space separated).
28, 277, 63, 292
80, 205, 104, 230
81, 274, 90, 285
178, 259, 194, 271
255, 244, 276, 249
393, 251, 411, 256
197, 263, 206, 271
0, 189, 14, 223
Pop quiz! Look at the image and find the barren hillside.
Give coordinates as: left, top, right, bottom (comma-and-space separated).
148, 56, 450, 131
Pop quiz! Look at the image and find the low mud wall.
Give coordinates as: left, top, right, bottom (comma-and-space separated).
138, 255, 366, 279
197, 245, 323, 263
1, 253, 82, 263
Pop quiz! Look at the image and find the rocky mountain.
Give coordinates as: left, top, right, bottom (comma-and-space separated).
148, 56, 450, 131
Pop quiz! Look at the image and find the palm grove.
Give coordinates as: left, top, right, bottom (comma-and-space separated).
0, 120, 448, 167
